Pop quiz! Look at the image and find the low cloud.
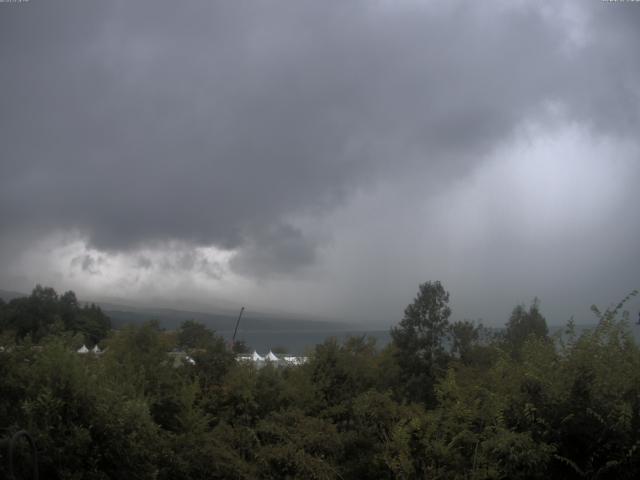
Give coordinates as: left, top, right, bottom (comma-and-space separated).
0, 1, 639, 323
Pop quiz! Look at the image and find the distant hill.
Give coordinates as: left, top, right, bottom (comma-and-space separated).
0, 289, 27, 302
103, 304, 355, 333
0, 287, 369, 353
0, 289, 354, 332
103, 305, 373, 354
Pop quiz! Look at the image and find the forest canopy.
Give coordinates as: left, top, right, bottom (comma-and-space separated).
1, 284, 639, 479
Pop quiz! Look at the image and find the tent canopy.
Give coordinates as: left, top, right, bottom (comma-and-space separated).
251, 350, 264, 362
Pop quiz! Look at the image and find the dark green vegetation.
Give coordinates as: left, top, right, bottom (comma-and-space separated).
0, 285, 110, 345
1, 283, 640, 479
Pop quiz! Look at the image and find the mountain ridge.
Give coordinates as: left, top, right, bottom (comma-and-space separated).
0, 288, 356, 332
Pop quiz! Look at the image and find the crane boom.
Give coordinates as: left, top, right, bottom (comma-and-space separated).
232, 306, 245, 344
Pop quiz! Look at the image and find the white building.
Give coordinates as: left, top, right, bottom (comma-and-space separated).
236, 350, 308, 368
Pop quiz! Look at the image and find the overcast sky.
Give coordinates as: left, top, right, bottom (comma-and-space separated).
1, 0, 639, 326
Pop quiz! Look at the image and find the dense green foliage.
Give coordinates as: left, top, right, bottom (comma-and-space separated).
391, 280, 452, 405
0, 285, 110, 345
503, 298, 549, 358
1, 284, 640, 479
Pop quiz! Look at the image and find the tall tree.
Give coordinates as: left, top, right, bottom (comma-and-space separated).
504, 298, 548, 357
177, 320, 215, 350
391, 281, 451, 405
449, 319, 479, 364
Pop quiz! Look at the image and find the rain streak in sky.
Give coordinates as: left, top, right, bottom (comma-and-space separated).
1, 0, 639, 325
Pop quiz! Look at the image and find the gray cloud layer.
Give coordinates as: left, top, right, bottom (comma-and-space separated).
1, 1, 639, 320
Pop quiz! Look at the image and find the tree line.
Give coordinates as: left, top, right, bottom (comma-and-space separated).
0, 282, 639, 479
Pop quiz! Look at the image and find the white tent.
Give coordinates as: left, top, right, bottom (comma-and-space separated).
77, 345, 89, 354
284, 356, 309, 366
265, 351, 279, 362
251, 350, 264, 362
92, 345, 101, 354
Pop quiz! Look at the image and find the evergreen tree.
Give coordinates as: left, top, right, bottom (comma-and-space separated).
391, 280, 451, 405
504, 298, 548, 357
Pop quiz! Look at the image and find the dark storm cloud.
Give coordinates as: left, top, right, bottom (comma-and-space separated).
70, 254, 105, 276
1, 1, 639, 275
229, 223, 317, 277
158, 249, 224, 280
136, 256, 153, 270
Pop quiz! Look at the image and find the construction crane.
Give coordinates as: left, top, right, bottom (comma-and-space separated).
231, 306, 245, 349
